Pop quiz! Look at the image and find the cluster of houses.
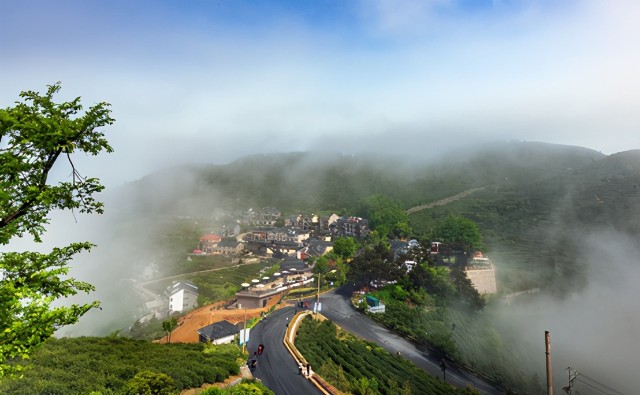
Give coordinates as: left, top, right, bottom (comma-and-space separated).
192, 208, 370, 260
141, 208, 363, 331
193, 234, 243, 255
139, 207, 496, 343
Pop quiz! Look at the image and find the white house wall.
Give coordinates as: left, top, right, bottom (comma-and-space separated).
169, 289, 198, 313
169, 289, 184, 313
212, 334, 236, 345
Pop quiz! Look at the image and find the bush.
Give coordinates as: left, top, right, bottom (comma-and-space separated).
0, 338, 244, 394
124, 371, 177, 395
294, 317, 462, 394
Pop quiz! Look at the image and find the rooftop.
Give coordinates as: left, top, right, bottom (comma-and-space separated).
197, 320, 239, 340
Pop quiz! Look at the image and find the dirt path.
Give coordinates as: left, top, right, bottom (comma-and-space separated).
406, 187, 485, 214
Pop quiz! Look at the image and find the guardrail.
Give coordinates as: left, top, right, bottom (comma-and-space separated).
282, 311, 343, 395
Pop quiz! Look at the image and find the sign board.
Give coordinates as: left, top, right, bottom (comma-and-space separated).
239, 328, 251, 345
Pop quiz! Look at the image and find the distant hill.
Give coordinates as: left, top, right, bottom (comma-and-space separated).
110, 142, 639, 293
115, 142, 606, 214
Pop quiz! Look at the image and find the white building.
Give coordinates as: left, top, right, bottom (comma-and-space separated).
167, 281, 199, 313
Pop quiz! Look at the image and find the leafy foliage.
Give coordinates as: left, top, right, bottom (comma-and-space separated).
162, 318, 178, 344
356, 194, 412, 239
348, 241, 403, 287
0, 337, 244, 394
433, 215, 483, 254
200, 379, 275, 395
332, 236, 358, 260
449, 268, 485, 310
124, 370, 177, 395
0, 83, 113, 377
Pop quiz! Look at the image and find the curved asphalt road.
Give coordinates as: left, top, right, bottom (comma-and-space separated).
247, 306, 322, 395
318, 286, 504, 395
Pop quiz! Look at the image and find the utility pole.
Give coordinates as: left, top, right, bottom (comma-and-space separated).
545, 331, 553, 395
440, 359, 447, 383
315, 272, 321, 313
242, 309, 247, 353
563, 367, 578, 394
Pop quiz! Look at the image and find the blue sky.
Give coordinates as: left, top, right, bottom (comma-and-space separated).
4, 6, 640, 385
2, 0, 639, 185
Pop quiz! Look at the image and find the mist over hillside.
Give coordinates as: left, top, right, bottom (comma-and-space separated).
117, 141, 606, 214
96, 142, 636, 298
56, 142, 640, 391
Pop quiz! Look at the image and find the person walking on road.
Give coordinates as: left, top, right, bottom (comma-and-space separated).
298, 362, 303, 375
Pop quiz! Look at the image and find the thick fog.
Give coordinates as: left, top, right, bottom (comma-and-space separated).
3, 199, 153, 337
486, 230, 640, 394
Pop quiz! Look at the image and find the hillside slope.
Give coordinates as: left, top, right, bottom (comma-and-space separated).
108, 142, 637, 293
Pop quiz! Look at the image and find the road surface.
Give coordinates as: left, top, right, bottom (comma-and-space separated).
248, 307, 322, 395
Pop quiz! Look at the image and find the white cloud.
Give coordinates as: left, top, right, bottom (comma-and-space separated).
1, 0, 639, 186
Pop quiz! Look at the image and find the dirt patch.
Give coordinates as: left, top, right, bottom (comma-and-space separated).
159, 299, 286, 344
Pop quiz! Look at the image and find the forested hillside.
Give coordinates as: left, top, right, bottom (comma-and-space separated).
113, 142, 640, 294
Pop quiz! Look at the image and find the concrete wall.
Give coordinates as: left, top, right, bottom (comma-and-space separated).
236, 291, 281, 310
169, 289, 198, 313
465, 266, 497, 294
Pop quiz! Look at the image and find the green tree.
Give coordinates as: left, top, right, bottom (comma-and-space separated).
433, 215, 483, 254
450, 267, 485, 310
332, 236, 357, 260
162, 318, 178, 344
124, 370, 177, 395
323, 257, 347, 286
348, 240, 402, 287
408, 263, 455, 298
311, 255, 330, 275
0, 83, 113, 377
357, 194, 412, 239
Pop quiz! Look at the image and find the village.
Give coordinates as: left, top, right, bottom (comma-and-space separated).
133, 207, 496, 346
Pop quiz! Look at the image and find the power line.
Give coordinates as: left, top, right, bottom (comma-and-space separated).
564, 367, 626, 395
578, 373, 626, 395
574, 377, 618, 395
